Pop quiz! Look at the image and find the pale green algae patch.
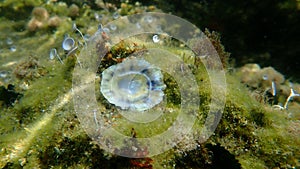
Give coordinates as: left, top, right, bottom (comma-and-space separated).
0, 1, 299, 168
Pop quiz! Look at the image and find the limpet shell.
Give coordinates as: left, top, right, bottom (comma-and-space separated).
100, 57, 166, 111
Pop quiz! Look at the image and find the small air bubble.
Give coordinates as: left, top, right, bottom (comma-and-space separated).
262, 74, 268, 80
136, 22, 141, 29
62, 37, 75, 51
152, 35, 160, 43
144, 15, 153, 23
156, 25, 162, 32
112, 12, 120, 19
10, 45, 16, 52
83, 34, 90, 41
102, 27, 110, 33
6, 37, 13, 45
109, 24, 117, 31
49, 48, 57, 60
0, 71, 8, 78
94, 13, 103, 21
72, 23, 77, 31
49, 48, 64, 64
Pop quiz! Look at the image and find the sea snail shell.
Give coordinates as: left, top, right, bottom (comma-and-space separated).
100, 57, 166, 111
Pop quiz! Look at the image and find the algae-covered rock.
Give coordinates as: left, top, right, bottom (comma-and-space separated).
238, 63, 285, 89
0, 1, 299, 169
237, 63, 300, 110
13, 56, 47, 81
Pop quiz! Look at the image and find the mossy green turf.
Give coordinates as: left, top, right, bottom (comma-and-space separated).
0, 1, 299, 168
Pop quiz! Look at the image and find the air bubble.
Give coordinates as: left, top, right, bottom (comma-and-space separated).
112, 12, 120, 19
0, 71, 8, 78
83, 34, 90, 41
144, 15, 153, 23
72, 23, 86, 46
109, 24, 117, 31
156, 25, 162, 32
102, 27, 110, 33
152, 35, 160, 43
136, 22, 141, 29
94, 13, 103, 21
49, 48, 63, 64
6, 37, 13, 45
49, 48, 57, 60
62, 37, 75, 51
10, 45, 16, 52
262, 74, 268, 80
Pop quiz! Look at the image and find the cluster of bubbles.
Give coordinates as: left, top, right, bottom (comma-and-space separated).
6, 37, 17, 52
49, 9, 124, 65
0, 38, 15, 84
49, 23, 86, 64
94, 11, 120, 22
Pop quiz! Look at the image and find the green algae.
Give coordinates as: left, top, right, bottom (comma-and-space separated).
0, 1, 299, 169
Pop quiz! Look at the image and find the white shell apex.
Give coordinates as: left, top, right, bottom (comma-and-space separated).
100, 57, 166, 111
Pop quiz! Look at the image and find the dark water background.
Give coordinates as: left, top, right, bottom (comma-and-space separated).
111, 0, 300, 81
1, 0, 299, 81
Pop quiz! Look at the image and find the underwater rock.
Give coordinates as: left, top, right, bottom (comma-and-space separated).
260, 67, 285, 85
27, 18, 44, 32
47, 16, 62, 28
32, 7, 49, 22
27, 7, 50, 32
13, 56, 47, 81
237, 63, 300, 108
100, 57, 166, 111
27, 6, 64, 31
68, 4, 80, 18
238, 64, 285, 89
